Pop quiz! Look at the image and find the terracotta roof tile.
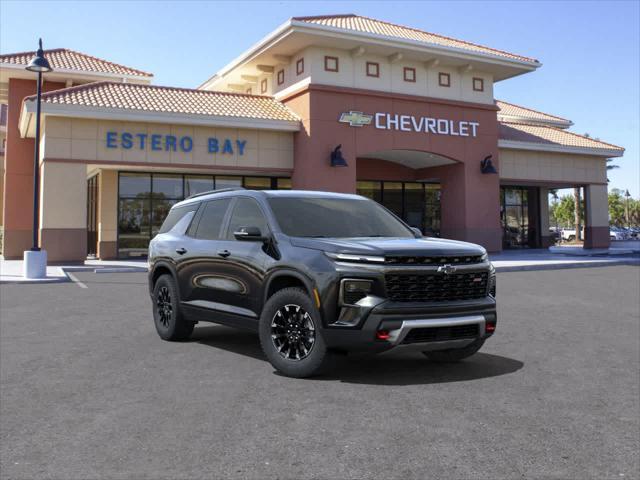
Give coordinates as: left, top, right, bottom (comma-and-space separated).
27, 82, 299, 122
496, 100, 571, 126
0, 48, 152, 78
293, 14, 538, 64
499, 122, 623, 153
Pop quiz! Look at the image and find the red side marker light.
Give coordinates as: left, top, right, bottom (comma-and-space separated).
485, 323, 496, 333
376, 330, 390, 340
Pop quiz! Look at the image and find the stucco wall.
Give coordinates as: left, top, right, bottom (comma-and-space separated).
41, 117, 294, 171
499, 148, 607, 184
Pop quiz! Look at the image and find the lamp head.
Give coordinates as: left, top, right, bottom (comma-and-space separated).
330, 144, 348, 167
26, 39, 53, 73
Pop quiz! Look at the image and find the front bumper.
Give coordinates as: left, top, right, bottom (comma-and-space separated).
321, 297, 496, 353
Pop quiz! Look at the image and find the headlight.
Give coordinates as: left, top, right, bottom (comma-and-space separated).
480, 252, 489, 262
488, 273, 496, 297
340, 278, 373, 305
325, 252, 385, 263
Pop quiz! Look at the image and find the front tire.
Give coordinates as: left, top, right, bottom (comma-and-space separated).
152, 274, 194, 341
259, 288, 334, 378
423, 338, 485, 363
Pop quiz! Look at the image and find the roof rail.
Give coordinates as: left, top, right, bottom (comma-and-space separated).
186, 187, 245, 200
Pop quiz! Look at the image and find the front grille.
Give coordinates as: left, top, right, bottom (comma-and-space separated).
385, 271, 489, 302
401, 324, 479, 344
384, 255, 484, 266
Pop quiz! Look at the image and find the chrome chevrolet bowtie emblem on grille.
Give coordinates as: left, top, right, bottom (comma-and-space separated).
437, 264, 457, 275
338, 111, 373, 127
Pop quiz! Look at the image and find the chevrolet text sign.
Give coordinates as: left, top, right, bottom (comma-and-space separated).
339, 111, 479, 137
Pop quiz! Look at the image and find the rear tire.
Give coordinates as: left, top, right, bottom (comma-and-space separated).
259, 287, 334, 378
152, 274, 195, 341
423, 339, 485, 363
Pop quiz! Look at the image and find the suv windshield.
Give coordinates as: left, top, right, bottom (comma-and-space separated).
268, 196, 414, 238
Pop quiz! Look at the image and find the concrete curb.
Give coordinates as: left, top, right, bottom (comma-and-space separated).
494, 259, 640, 273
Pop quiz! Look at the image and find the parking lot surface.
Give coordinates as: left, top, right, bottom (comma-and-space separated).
1, 266, 639, 479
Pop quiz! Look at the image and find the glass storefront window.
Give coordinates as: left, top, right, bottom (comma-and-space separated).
356, 181, 382, 203
216, 176, 242, 190
119, 173, 151, 197
117, 173, 290, 258
501, 186, 537, 248
382, 182, 403, 218
404, 183, 424, 229
277, 178, 292, 190
244, 177, 272, 190
185, 175, 214, 197
152, 174, 183, 199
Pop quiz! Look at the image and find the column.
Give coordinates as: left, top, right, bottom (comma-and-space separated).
98, 170, 118, 259
39, 161, 87, 262
539, 187, 552, 247
584, 184, 610, 249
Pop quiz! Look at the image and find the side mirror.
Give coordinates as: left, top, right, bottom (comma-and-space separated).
410, 227, 422, 238
234, 226, 268, 242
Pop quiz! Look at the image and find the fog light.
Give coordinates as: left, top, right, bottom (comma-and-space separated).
340, 278, 373, 305
376, 330, 390, 340
485, 323, 496, 333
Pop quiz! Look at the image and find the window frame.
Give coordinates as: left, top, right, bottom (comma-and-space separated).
403, 67, 416, 83
438, 72, 451, 87
324, 55, 339, 72
472, 77, 484, 92
224, 196, 271, 240
260, 78, 268, 94
366, 61, 380, 78
277, 69, 284, 85
296, 58, 304, 75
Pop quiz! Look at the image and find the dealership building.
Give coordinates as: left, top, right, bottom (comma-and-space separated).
0, 14, 624, 261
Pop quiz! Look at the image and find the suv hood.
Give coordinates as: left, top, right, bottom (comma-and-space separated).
289, 236, 486, 257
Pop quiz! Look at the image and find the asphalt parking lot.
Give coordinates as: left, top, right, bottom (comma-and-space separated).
1, 266, 639, 479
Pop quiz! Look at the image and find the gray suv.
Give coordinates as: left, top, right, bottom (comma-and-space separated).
148, 189, 497, 378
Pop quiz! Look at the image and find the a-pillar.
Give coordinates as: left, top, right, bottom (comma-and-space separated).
584, 184, 610, 249
539, 187, 553, 247
97, 170, 118, 259
39, 161, 87, 262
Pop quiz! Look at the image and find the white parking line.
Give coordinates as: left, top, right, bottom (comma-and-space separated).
66, 272, 88, 289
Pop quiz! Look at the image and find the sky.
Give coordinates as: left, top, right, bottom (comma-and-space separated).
1, 0, 638, 197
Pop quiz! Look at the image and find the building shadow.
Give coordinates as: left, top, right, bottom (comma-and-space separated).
192, 324, 523, 386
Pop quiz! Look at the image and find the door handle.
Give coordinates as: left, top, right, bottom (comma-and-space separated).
217, 249, 231, 258
175, 247, 187, 255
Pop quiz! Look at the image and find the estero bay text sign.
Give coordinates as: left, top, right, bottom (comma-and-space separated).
105, 131, 248, 155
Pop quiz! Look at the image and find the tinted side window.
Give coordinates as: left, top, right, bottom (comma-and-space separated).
158, 204, 198, 234
227, 198, 268, 240
194, 199, 231, 240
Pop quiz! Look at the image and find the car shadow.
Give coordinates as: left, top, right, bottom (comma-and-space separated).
192, 325, 524, 386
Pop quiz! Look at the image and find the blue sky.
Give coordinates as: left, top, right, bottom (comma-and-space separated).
1, 0, 638, 197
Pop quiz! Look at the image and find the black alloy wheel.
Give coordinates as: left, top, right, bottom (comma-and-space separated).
270, 304, 316, 361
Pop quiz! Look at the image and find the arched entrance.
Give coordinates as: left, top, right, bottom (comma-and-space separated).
356, 150, 458, 236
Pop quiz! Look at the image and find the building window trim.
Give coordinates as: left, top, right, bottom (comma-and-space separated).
438, 72, 451, 87
245, 87, 252, 95
403, 67, 416, 83
277, 69, 284, 85
366, 61, 380, 78
324, 55, 339, 72
473, 77, 484, 92
296, 58, 304, 76
260, 78, 268, 94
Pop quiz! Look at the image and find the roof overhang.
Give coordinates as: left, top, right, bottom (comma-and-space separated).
498, 139, 624, 158
200, 19, 540, 89
0, 62, 153, 86
19, 99, 301, 138
497, 114, 573, 129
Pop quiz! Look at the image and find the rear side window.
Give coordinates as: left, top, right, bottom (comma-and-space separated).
194, 198, 231, 240
158, 204, 198, 234
226, 198, 269, 240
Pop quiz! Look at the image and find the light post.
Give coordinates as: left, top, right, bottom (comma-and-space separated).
624, 189, 631, 229
552, 190, 559, 243
23, 39, 52, 279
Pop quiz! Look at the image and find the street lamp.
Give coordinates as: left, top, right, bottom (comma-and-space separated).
23, 39, 52, 279
624, 189, 631, 229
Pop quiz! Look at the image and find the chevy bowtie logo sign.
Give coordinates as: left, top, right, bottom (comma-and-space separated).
338, 111, 373, 127
437, 264, 457, 275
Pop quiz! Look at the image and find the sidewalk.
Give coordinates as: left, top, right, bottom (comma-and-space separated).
1, 250, 637, 284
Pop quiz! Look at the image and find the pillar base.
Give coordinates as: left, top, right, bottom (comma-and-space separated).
584, 226, 610, 249
41, 228, 87, 262
23, 249, 47, 279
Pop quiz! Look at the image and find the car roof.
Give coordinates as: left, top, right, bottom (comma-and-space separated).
173, 189, 366, 208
